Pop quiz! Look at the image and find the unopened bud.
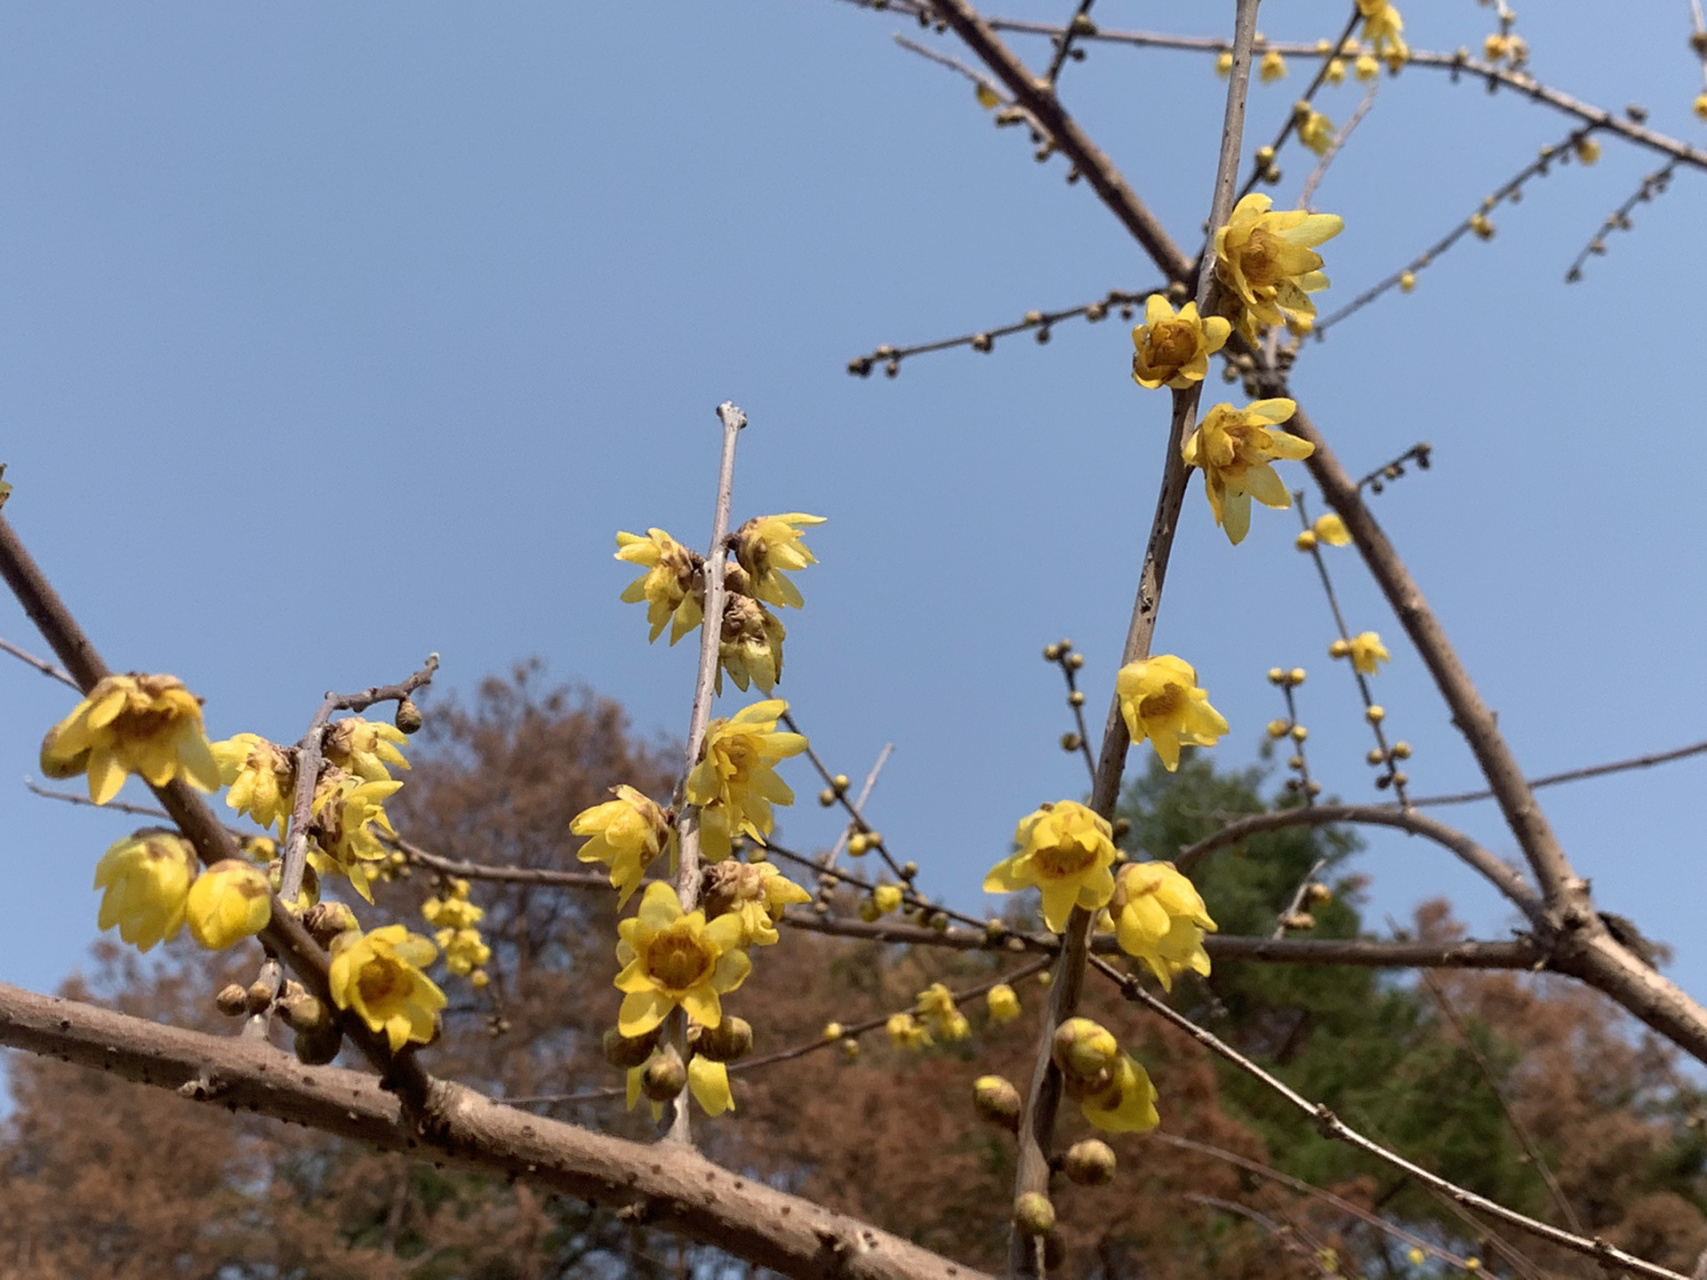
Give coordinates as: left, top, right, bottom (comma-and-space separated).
642, 1046, 688, 1102
1043, 644, 1061, 661
294, 1022, 343, 1066
604, 1025, 662, 1070
1014, 1193, 1057, 1237
1280, 910, 1317, 931
279, 992, 331, 1034
215, 984, 249, 1017
693, 1016, 754, 1062
1295, 530, 1318, 551
394, 697, 425, 735
245, 980, 275, 1016
819, 788, 836, 807
974, 1075, 1023, 1131
1063, 1138, 1118, 1186
1053, 1017, 1119, 1084
303, 901, 360, 947
1060, 733, 1082, 752
1392, 741, 1412, 759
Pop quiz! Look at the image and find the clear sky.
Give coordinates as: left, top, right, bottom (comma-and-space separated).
2, 3, 1703, 1017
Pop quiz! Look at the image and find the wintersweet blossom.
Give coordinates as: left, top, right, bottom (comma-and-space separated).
1357, 0, 1408, 65
1214, 194, 1343, 337
1080, 1055, 1161, 1133
185, 860, 273, 950
1130, 295, 1230, 390
329, 925, 447, 1052
1259, 49, 1287, 82
42, 674, 220, 805
730, 513, 824, 610
886, 1012, 932, 1050
613, 882, 751, 1037
684, 699, 807, 861
309, 770, 403, 900
1333, 630, 1391, 675
1298, 108, 1335, 156
615, 528, 703, 643
717, 593, 786, 695
93, 830, 198, 952
572, 785, 675, 905
1114, 655, 1229, 772
984, 801, 1117, 933
1110, 861, 1217, 990
323, 717, 411, 782
1313, 513, 1352, 546
917, 983, 971, 1042
1181, 398, 1315, 544
701, 859, 812, 947
212, 733, 296, 837
986, 983, 1021, 1023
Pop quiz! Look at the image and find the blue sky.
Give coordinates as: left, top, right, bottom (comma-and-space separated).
2, 3, 1704, 1018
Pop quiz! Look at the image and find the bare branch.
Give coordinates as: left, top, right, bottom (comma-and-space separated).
1407, 736, 1707, 808
1566, 160, 1679, 282
0, 632, 79, 689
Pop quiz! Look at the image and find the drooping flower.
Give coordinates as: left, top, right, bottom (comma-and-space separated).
1258, 49, 1287, 82
309, 769, 404, 901
323, 717, 411, 782
1325, 57, 1346, 85
42, 674, 220, 805
701, 859, 812, 947
1110, 861, 1217, 990
916, 983, 971, 1042
1333, 630, 1391, 675
1115, 655, 1229, 772
717, 593, 786, 694
684, 699, 807, 861
730, 514, 825, 610
212, 733, 296, 837
1182, 398, 1315, 544
1130, 295, 1231, 390
422, 879, 491, 982
1298, 108, 1336, 156
1357, 0, 1408, 65
1214, 194, 1343, 338
986, 983, 1021, 1023
613, 882, 751, 1037
1080, 1054, 1160, 1133
1313, 513, 1352, 546
93, 829, 197, 951
185, 859, 273, 950
984, 800, 1117, 933
572, 785, 675, 906
1214, 50, 1233, 78
615, 528, 703, 644
886, 1011, 932, 1050
328, 925, 447, 1052
1354, 53, 1380, 80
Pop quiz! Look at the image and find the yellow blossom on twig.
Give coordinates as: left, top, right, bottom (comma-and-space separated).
1080, 1054, 1161, 1133
1115, 655, 1229, 772
1313, 513, 1352, 546
1259, 49, 1287, 83
886, 1011, 932, 1050
685, 699, 807, 861
731, 513, 825, 610
613, 882, 751, 1037
323, 717, 411, 782
986, 982, 1021, 1023
1182, 398, 1315, 544
212, 733, 296, 837
1130, 295, 1231, 390
572, 785, 675, 906
1332, 630, 1391, 675
309, 770, 404, 901
93, 829, 197, 952
1214, 194, 1343, 339
1357, 0, 1408, 65
1110, 861, 1217, 990
185, 860, 274, 950
329, 924, 447, 1053
984, 800, 1117, 933
615, 528, 703, 644
42, 674, 220, 805
716, 593, 786, 695
702, 860, 811, 947
917, 983, 971, 1042
1298, 108, 1336, 156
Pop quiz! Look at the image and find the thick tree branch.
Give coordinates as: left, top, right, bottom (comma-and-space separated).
0, 981, 987, 1280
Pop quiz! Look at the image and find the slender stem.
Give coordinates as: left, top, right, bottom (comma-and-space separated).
0, 633, 79, 689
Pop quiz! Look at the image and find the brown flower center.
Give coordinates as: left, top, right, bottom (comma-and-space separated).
1150, 322, 1197, 367
647, 925, 714, 991
1032, 839, 1099, 881
358, 957, 411, 1010
1138, 684, 1185, 722
1238, 228, 1285, 288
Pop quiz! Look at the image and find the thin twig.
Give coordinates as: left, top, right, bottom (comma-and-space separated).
1271, 858, 1327, 940
1565, 160, 1679, 282
1186, 1194, 1338, 1277
1041, 0, 1096, 86
1233, 5, 1363, 203
1298, 80, 1378, 207
1406, 737, 1707, 808
0, 634, 79, 689
818, 742, 895, 876
781, 710, 911, 886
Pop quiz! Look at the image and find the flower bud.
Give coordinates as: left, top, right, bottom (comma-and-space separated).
1268, 667, 1285, 685
1366, 705, 1386, 723
604, 1025, 663, 1069
294, 1021, 344, 1065
1266, 719, 1289, 739
1289, 668, 1307, 685
394, 697, 424, 735
642, 1046, 688, 1102
1053, 1017, 1119, 1084
819, 788, 836, 807
693, 1016, 754, 1062
974, 1075, 1023, 1131
303, 901, 360, 947
823, 1021, 844, 1041
1014, 1193, 1056, 1237
1295, 530, 1317, 550
1063, 1138, 1118, 1186
1306, 882, 1332, 905
1393, 741, 1412, 759
279, 992, 331, 1034
216, 983, 250, 1017
245, 980, 276, 1015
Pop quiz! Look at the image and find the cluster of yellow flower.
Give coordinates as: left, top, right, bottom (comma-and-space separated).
1052, 1017, 1159, 1133
421, 877, 491, 988
883, 979, 1017, 1054
614, 512, 823, 696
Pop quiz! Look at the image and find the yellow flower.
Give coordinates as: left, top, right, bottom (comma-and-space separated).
703, 860, 811, 947
1130, 295, 1231, 390
1470, 212, 1495, 240
437, 927, 492, 977
1695, 92, 1707, 121
1214, 194, 1343, 338
689, 1055, 734, 1115
1298, 108, 1335, 156
572, 785, 675, 906
716, 593, 786, 695
185, 859, 273, 950
873, 883, 903, 915
42, 674, 220, 805
1313, 513, 1352, 545
1115, 655, 1229, 772
1336, 630, 1391, 675
1111, 861, 1216, 990
1325, 57, 1346, 85
420, 878, 485, 931
212, 733, 296, 837
1080, 1053, 1160, 1133
329, 924, 447, 1053
917, 983, 971, 1042
1408, 1249, 1426, 1266
615, 528, 703, 644
1214, 50, 1233, 78
730, 513, 825, 610
1354, 53, 1380, 80
984, 800, 1117, 933
613, 882, 751, 1037
1182, 398, 1315, 544
93, 829, 197, 951
1259, 49, 1287, 83
1357, 0, 1407, 63
886, 1011, 932, 1050
684, 699, 807, 861
309, 770, 404, 901
986, 983, 1021, 1023
323, 717, 411, 782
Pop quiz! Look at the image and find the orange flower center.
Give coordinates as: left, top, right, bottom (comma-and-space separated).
1032, 838, 1099, 881
1149, 322, 1198, 367
1237, 228, 1285, 288
358, 956, 412, 1010
1138, 684, 1186, 722
647, 925, 714, 991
